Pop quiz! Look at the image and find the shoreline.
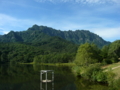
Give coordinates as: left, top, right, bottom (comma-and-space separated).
19, 62, 75, 66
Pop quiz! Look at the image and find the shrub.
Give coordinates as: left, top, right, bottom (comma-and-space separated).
72, 66, 81, 76
96, 71, 107, 82
106, 71, 116, 86
79, 64, 107, 82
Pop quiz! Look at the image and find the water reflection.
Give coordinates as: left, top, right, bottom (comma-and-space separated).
75, 77, 108, 90
40, 70, 54, 90
40, 81, 54, 90
0, 64, 109, 90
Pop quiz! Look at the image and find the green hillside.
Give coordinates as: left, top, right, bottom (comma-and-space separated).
0, 36, 78, 64
0, 25, 112, 64
0, 25, 110, 47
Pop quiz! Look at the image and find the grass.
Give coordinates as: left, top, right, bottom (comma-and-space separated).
112, 67, 120, 79
20, 62, 75, 66
103, 62, 120, 79
102, 62, 120, 68
38, 63, 75, 66
103, 62, 120, 69
19, 62, 34, 64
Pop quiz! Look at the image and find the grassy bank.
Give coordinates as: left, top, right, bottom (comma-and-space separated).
19, 62, 34, 64
20, 62, 75, 66
103, 62, 120, 79
38, 63, 75, 66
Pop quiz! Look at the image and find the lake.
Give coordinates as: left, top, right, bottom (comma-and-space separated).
0, 64, 109, 90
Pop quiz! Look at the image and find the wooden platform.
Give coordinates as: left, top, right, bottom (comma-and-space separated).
42, 80, 52, 83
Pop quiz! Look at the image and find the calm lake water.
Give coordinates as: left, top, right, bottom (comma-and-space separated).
0, 64, 109, 90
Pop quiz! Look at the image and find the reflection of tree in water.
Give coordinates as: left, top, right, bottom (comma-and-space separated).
34, 65, 76, 90
75, 77, 108, 90
0, 64, 76, 90
0, 64, 110, 90
0, 64, 40, 90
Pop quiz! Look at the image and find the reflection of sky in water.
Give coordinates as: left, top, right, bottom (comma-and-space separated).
0, 64, 108, 90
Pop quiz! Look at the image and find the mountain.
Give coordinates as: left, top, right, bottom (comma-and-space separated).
0, 25, 111, 63
0, 24, 110, 47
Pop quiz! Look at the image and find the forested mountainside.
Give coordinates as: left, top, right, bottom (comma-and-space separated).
0, 36, 78, 63
0, 24, 110, 47
0, 24, 112, 64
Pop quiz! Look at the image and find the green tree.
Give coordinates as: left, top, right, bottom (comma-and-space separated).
74, 43, 100, 66
101, 45, 110, 64
108, 40, 120, 63
0, 51, 8, 63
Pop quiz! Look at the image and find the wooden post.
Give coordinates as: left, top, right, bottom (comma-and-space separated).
40, 71, 42, 82
52, 71, 54, 82
46, 71, 47, 81
40, 70, 54, 90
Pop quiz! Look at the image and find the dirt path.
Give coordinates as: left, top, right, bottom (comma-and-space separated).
103, 65, 120, 72
112, 65, 120, 70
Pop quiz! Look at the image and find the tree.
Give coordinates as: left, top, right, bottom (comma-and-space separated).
101, 45, 111, 64
74, 43, 100, 66
108, 40, 120, 63
1, 53, 8, 63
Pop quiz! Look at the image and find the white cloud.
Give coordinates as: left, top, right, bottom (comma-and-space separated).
0, 13, 119, 42
93, 27, 120, 41
0, 14, 17, 25
0, 28, 9, 34
0, 13, 61, 34
112, 0, 120, 3
0, 31, 9, 34
35, 0, 120, 4
0, 13, 35, 34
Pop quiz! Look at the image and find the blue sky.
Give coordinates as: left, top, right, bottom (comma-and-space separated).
0, 0, 120, 42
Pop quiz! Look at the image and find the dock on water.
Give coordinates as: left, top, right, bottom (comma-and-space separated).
40, 70, 54, 83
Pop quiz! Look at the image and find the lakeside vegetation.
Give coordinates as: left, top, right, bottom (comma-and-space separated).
72, 40, 120, 89
103, 62, 120, 79
18, 39, 120, 88
20, 62, 75, 66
